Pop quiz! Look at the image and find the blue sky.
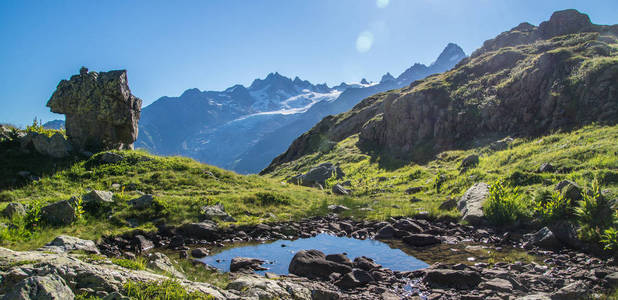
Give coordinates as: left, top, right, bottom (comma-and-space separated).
1, 0, 616, 126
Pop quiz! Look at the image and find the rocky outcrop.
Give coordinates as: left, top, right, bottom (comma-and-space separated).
263, 9, 618, 172
47, 67, 142, 152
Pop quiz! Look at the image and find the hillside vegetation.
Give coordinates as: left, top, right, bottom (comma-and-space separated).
0, 146, 337, 250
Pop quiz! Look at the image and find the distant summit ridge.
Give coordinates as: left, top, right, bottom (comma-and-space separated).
137, 43, 467, 173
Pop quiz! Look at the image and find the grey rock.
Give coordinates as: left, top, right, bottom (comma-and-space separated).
146, 252, 184, 278
2, 202, 27, 219
230, 257, 267, 273
405, 186, 423, 194
423, 269, 482, 289
438, 198, 457, 210
83, 190, 114, 205
31, 132, 73, 158
292, 163, 344, 187
335, 269, 374, 289
178, 222, 219, 240
40, 235, 100, 254
458, 182, 489, 225
353, 256, 381, 271
555, 180, 583, 202
393, 219, 423, 233
40, 200, 75, 226
289, 249, 352, 279
375, 224, 396, 239
524, 227, 562, 250
550, 221, 582, 249
2, 274, 75, 300
550, 280, 587, 300
200, 203, 235, 222
99, 152, 124, 164
479, 278, 513, 292
128, 194, 154, 209
133, 235, 154, 252
46, 68, 142, 152
460, 154, 479, 170
191, 248, 209, 258
327, 205, 349, 213
331, 184, 350, 196
490, 137, 514, 151
538, 162, 555, 173
325, 254, 353, 267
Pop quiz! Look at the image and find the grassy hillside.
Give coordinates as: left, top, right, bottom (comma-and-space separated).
265, 124, 618, 225
0, 149, 338, 250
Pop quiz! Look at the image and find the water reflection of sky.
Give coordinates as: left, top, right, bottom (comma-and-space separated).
199, 233, 429, 274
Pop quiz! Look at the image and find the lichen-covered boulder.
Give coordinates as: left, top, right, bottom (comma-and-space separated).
46, 67, 142, 152
2, 274, 75, 300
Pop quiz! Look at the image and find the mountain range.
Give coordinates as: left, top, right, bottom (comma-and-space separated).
135, 43, 466, 173
263, 9, 618, 174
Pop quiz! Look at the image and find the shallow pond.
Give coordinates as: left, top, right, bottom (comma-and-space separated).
199, 233, 430, 274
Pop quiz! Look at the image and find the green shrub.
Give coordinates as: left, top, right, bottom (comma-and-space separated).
575, 180, 614, 241
24, 200, 45, 230
534, 190, 572, 224
25, 117, 65, 138
483, 180, 530, 226
601, 226, 618, 253
111, 257, 146, 270
123, 279, 213, 300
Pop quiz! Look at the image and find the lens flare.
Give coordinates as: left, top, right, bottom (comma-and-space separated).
356, 31, 374, 53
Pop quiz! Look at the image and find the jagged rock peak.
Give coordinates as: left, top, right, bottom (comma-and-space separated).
47, 67, 142, 152
360, 78, 369, 85
432, 43, 466, 66
380, 72, 395, 83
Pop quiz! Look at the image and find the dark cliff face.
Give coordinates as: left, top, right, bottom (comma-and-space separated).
262, 9, 618, 174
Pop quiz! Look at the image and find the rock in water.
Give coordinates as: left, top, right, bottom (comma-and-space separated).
46, 67, 142, 152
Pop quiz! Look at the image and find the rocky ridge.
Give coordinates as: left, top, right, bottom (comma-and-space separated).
263, 9, 618, 171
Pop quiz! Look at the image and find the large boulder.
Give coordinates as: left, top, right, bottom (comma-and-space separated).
46, 67, 142, 152
2, 274, 75, 300
40, 200, 76, 226
289, 249, 352, 279
458, 182, 489, 225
